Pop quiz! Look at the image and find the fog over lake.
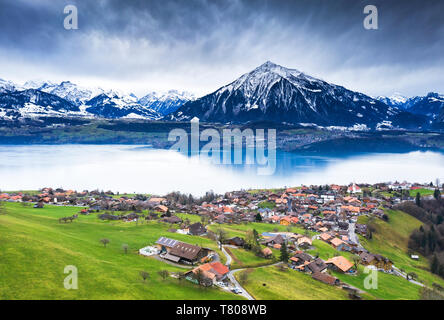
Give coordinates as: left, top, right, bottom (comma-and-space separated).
0, 145, 443, 196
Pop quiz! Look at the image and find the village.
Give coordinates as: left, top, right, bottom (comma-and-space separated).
1, 180, 442, 299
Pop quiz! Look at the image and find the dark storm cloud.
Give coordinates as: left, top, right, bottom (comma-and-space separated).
0, 0, 443, 96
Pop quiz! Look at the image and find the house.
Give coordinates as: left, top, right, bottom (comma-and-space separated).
168, 242, 208, 264
225, 237, 245, 247
326, 256, 354, 273
123, 212, 139, 221
155, 237, 179, 253
263, 234, 285, 246
347, 183, 361, 194
306, 258, 328, 274
312, 272, 340, 286
280, 216, 291, 226
148, 197, 166, 205
189, 222, 207, 236
330, 238, 350, 251
291, 252, 312, 266
359, 252, 393, 271
262, 247, 273, 258
355, 224, 368, 236
186, 261, 229, 286
162, 215, 182, 224
319, 232, 333, 242
290, 217, 299, 224
155, 205, 169, 213
338, 221, 349, 230
296, 236, 312, 248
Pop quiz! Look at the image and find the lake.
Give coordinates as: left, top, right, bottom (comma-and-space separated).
0, 144, 443, 195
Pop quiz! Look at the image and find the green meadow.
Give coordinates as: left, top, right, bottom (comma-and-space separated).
236, 265, 350, 300
208, 221, 315, 239
358, 210, 444, 287
333, 266, 421, 300
0, 202, 242, 300
225, 247, 276, 269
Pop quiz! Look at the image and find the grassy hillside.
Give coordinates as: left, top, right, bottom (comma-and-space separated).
0, 202, 242, 300
225, 247, 276, 269
333, 266, 421, 300
236, 266, 350, 300
358, 209, 444, 287
208, 221, 314, 239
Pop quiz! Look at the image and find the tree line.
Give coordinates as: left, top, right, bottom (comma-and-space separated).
396, 190, 444, 279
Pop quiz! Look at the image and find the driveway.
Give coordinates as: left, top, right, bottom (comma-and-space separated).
227, 269, 255, 300
348, 222, 361, 247
220, 244, 254, 300
392, 266, 425, 287
221, 245, 232, 267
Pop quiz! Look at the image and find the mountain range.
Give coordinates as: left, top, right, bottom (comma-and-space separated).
0, 79, 194, 121
1, 62, 443, 131
166, 61, 440, 130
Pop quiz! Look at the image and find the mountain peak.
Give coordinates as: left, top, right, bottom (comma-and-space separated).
247, 61, 305, 84
257, 61, 280, 69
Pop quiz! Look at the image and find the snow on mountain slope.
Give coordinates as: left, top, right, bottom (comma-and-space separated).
0, 78, 17, 93
166, 61, 425, 129
376, 93, 408, 107
138, 90, 195, 116
83, 91, 162, 119
22, 80, 104, 106
402, 92, 444, 119
0, 89, 84, 119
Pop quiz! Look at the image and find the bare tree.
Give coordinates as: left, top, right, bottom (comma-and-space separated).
177, 271, 186, 282
100, 238, 110, 248
238, 271, 249, 285
195, 268, 208, 287
215, 228, 228, 249
352, 255, 361, 269
122, 244, 129, 254
140, 271, 150, 282
158, 270, 170, 280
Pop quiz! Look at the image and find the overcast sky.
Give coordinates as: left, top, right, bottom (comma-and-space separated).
0, 0, 443, 98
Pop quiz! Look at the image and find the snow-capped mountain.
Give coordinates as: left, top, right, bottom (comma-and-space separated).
402, 92, 444, 120
0, 89, 81, 119
84, 91, 161, 119
438, 107, 444, 122
0, 78, 17, 93
376, 93, 408, 108
0, 78, 165, 120
138, 90, 195, 116
166, 61, 424, 129
22, 80, 104, 106
377, 92, 444, 121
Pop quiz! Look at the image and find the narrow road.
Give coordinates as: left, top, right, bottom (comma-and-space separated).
220, 244, 254, 300
220, 244, 286, 300
348, 222, 360, 246
392, 266, 425, 287
227, 269, 255, 300
221, 245, 232, 266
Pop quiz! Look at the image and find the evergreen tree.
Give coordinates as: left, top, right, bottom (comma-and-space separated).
255, 213, 262, 222
279, 242, 289, 263
431, 255, 439, 274
434, 189, 441, 201
415, 192, 421, 207
253, 229, 259, 244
